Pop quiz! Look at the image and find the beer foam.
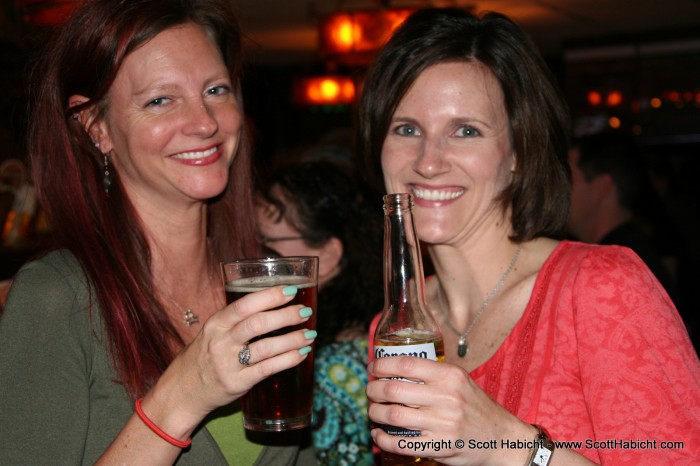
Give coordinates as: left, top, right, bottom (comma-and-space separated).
226, 275, 315, 292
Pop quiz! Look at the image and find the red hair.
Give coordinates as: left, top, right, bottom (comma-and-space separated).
28, 0, 257, 397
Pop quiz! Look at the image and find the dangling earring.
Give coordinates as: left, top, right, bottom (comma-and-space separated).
103, 153, 112, 197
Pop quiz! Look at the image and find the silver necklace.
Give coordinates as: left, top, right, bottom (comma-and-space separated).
440, 245, 522, 358
155, 271, 213, 327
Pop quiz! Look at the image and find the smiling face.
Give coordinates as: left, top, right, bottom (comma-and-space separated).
91, 23, 243, 206
381, 61, 516, 245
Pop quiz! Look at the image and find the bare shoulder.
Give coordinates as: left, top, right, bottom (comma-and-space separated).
519, 238, 559, 277
506, 238, 560, 303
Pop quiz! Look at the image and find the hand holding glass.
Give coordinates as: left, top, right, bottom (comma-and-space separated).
221, 256, 318, 432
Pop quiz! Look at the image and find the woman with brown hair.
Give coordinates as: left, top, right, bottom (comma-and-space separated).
360, 8, 700, 465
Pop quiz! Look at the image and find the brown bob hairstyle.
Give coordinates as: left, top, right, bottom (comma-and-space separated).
357, 8, 572, 242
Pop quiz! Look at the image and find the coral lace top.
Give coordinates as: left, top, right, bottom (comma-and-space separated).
370, 241, 700, 464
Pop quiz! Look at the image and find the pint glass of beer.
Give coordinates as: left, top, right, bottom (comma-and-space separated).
221, 256, 318, 432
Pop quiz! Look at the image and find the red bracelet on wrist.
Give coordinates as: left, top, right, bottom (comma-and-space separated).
134, 398, 192, 448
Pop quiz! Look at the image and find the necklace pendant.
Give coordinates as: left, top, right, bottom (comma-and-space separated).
183, 308, 199, 326
457, 334, 468, 358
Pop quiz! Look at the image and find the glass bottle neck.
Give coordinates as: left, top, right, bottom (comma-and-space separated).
382, 193, 428, 326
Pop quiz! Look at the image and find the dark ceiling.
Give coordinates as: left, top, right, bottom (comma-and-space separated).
232, 0, 700, 64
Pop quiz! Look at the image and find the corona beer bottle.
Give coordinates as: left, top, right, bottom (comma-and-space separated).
374, 193, 444, 465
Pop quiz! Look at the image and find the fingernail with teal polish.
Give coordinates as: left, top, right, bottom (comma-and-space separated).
299, 346, 312, 356
283, 285, 298, 296
304, 330, 317, 340
299, 307, 313, 318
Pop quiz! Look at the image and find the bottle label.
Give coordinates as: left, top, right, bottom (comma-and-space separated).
374, 341, 438, 437
374, 342, 437, 361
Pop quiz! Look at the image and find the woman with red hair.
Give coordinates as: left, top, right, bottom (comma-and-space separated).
0, 0, 316, 464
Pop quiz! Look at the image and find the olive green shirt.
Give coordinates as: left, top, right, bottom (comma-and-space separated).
0, 250, 315, 465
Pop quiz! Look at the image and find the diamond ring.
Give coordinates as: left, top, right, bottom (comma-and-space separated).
238, 343, 251, 366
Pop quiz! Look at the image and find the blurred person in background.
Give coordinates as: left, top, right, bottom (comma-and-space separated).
257, 157, 383, 465
567, 132, 696, 347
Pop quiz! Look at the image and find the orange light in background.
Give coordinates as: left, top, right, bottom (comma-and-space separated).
322, 13, 360, 54
606, 91, 623, 107
650, 97, 662, 108
665, 90, 681, 102
608, 116, 621, 129
293, 76, 356, 106
320, 9, 414, 59
587, 90, 602, 106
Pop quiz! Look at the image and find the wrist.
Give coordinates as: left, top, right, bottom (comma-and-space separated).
139, 386, 200, 442
135, 398, 192, 448
490, 423, 541, 466
147, 360, 209, 434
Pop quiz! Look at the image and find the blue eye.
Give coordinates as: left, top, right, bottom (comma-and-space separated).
394, 124, 420, 136
455, 125, 480, 137
206, 85, 231, 96
147, 96, 169, 107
